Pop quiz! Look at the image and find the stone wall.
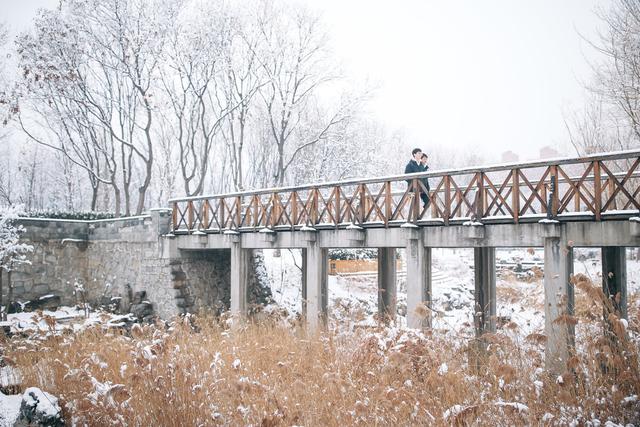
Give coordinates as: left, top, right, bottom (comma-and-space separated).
3, 210, 270, 319
8, 219, 89, 306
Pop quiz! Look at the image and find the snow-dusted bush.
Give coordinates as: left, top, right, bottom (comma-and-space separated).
19, 210, 116, 221
0, 205, 34, 319
328, 248, 378, 261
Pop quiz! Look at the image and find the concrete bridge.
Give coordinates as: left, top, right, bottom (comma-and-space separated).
167, 149, 640, 373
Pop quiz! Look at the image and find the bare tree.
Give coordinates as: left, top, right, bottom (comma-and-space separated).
582, 0, 640, 149
16, 0, 176, 215
218, 9, 264, 192
0, 20, 13, 129
5, 0, 378, 212
254, 3, 351, 186
159, 2, 238, 197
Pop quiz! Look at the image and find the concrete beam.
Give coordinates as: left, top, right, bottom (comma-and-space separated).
474, 247, 496, 337
543, 237, 574, 374
406, 233, 432, 329
602, 247, 627, 319
304, 243, 328, 332
174, 220, 639, 250
377, 248, 397, 321
230, 244, 251, 317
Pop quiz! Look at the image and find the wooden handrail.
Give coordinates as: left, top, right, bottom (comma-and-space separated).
169, 150, 640, 232
169, 149, 640, 203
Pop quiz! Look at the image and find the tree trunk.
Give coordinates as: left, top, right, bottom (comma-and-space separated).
5, 270, 12, 318
90, 184, 99, 212
0, 269, 4, 321
277, 139, 285, 186
113, 184, 122, 218
124, 186, 131, 217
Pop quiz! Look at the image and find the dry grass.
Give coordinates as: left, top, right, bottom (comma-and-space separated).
3, 277, 640, 426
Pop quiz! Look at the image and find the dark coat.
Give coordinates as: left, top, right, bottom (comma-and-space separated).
404, 160, 430, 192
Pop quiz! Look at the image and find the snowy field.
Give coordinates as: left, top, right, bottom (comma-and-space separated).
265, 247, 640, 339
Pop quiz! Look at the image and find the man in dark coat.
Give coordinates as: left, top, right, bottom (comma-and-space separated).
404, 148, 430, 209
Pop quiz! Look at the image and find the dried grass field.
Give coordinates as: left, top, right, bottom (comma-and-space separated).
3, 274, 639, 426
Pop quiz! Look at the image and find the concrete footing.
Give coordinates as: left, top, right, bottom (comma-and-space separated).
304, 243, 328, 332
602, 247, 627, 319
474, 247, 496, 337
406, 235, 432, 329
378, 248, 397, 321
543, 237, 574, 374
230, 244, 251, 317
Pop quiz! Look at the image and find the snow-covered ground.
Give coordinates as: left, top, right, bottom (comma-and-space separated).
264, 247, 640, 339
0, 308, 135, 336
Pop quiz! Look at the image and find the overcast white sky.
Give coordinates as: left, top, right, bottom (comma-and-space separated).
3, 0, 610, 161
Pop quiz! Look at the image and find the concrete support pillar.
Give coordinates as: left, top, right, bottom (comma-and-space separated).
602, 247, 627, 319
543, 237, 574, 373
301, 248, 308, 315
474, 247, 496, 337
230, 244, 251, 317
377, 248, 397, 320
405, 238, 432, 329
304, 243, 328, 332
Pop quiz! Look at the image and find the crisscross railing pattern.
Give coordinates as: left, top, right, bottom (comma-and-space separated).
169, 150, 640, 233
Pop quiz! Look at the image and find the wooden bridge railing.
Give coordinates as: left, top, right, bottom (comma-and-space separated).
168, 150, 640, 233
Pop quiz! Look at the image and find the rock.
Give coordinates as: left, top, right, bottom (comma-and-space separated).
99, 295, 121, 313
132, 291, 146, 305
7, 302, 23, 315
31, 284, 50, 295
15, 387, 64, 427
131, 302, 153, 320
170, 269, 187, 281
24, 295, 61, 312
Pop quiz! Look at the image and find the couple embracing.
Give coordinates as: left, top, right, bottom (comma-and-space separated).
404, 148, 431, 210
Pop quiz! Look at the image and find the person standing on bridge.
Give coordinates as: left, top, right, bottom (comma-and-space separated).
420, 153, 431, 209
404, 148, 430, 210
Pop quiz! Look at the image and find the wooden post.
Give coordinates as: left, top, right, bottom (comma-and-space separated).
594, 161, 602, 221
412, 178, 420, 223
235, 196, 242, 229
188, 201, 194, 231
271, 193, 277, 228
219, 199, 226, 229
202, 200, 209, 230
444, 175, 451, 225
476, 172, 485, 220
172, 202, 178, 231
384, 181, 391, 227
251, 195, 257, 228
513, 170, 520, 223
359, 184, 366, 224
291, 192, 298, 230
550, 165, 559, 218
312, 188, 319, 225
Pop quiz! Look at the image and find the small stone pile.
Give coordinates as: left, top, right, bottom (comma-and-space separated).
18, 388, 63, 426
128, 290, 155, 322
